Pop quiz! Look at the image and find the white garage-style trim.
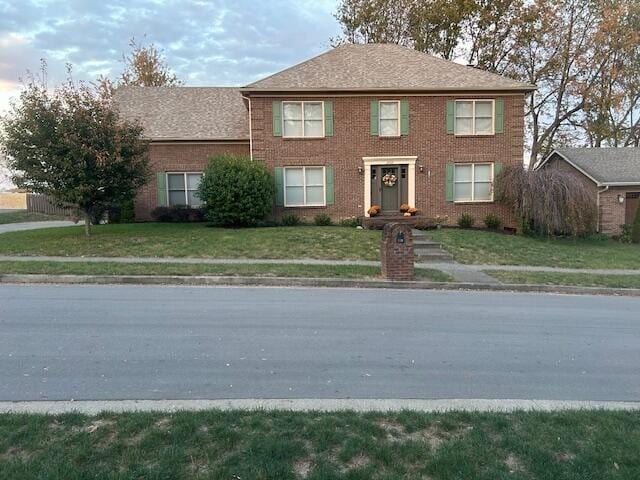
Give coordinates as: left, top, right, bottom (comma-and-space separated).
363, 156, 417, 217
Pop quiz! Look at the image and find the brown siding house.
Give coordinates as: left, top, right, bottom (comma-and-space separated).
116, 44, 535, 226
537, 148, 640, 235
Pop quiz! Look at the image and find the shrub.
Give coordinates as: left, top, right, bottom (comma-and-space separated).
495, 166, 597, 237
313, 214, 332, 226
339, 217, 362, 228
484, 214, 501, 230
281, 213, 301, 226
151, 206, 205, 222
617, 224, 633, 243
457, 213, 475, 228
632, 205, 640, 243
108, 198, 135, 224
198, 154, 275, 227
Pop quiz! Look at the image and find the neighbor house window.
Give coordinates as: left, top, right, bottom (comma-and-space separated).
167, 172, 203, 207
455, 100, 494, 135
454, 163, 493, 202
284, 166, 325, 207
379, 100, 400, 136
283, 101, 324, 138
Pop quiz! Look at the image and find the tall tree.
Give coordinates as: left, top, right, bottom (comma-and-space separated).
1, 65, 150, 236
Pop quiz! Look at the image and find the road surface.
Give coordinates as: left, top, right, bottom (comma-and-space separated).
1, 284, 638, 402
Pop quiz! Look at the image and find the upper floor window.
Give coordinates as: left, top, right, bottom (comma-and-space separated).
454, 163, 493, 202
167, 172, 203, 207
379, 100, 400, 136
283, 101, 324, 138
284, 166, 325, 207
455, 100, 494, 135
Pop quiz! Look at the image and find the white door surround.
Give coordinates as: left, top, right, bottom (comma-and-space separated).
363, 156, 417, 217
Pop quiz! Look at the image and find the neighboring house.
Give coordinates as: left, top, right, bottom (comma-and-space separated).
116, 43, 535, 226
537, 147, 640, 235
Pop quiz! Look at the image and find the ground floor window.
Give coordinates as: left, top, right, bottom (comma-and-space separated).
454, 163, 493, 202
167, 172, 204, 207
284, 166, 325, 207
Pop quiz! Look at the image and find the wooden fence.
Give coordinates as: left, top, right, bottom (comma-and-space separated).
26, 194, 77, 216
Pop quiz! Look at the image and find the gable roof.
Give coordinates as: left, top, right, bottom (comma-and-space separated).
114, 87, 249, 141
539, 147, 640, 185
243, 44, 535, 92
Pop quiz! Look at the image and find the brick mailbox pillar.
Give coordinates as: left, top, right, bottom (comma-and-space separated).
381, 223, 414, 281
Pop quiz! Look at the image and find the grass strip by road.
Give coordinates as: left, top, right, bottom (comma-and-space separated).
486, 270, 640, 289
429, 229, 640, 269
0, 211, 65, 225
0, 260, 452, 282
0, 223, 381, 260
1, 409, 638, 479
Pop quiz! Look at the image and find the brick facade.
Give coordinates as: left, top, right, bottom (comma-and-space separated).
380, 223, 414, 281
250, 94, 525, 227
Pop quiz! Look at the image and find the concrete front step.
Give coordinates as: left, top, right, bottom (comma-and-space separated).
414, 253, 454, 262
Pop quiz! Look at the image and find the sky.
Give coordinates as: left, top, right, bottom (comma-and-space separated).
0, 0, 342, 114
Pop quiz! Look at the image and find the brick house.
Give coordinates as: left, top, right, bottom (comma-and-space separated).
536, 147, 640, 235
116, 44, 535, 226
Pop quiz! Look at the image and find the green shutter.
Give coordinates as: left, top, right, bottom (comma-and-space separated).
325, 166, 334, 205
445, 164, 455, 202
446, 100, 455, 134
274, 167, 284, 206
495, 99, 504, 134
494, 162, 503, 178
324, 101, 333, 136
400, 99, 409, 135
272, 101, 282, 137
156, 172, 168, 206
370, 99, 379, 135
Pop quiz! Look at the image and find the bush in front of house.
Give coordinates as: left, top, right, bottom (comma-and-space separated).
339, 217, 363, 228
495, 166, 597, 238
108, 198, 136, 223
616, 224, 633, 243
281, 213, 302, 226
484, 214, 501, 230
457, 213, 475, 228
632, 205, 640, 243
151, 206, 205, 222
198, 154, 275, 227
313, 214, 332, 226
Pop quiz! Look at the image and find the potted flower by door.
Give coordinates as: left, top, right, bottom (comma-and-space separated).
368, 205, 381, 217
434, 214, 449, 229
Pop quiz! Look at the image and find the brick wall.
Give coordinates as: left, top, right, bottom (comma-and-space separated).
135, 142, 249, 220
380, 223, 414, 281
250, 94, 525, 227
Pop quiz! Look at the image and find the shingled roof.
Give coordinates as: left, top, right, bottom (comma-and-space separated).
540, 147, 640, 185
114, 87, 249, 141
243, 44, 535, 92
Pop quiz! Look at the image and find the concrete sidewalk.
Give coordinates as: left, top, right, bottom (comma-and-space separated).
0, 220, 78, 234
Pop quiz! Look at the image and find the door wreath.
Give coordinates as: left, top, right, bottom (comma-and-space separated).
382, 173, 397, 187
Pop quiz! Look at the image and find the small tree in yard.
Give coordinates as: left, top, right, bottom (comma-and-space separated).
632, 203, 640, 244
1, 65, 150, 236
495, 166, 597, 238
198, 154, 275, 227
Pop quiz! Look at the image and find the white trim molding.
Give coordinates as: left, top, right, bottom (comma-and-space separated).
362, 156, 417, 217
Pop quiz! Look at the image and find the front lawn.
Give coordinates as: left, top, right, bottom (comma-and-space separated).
486, 270, 640, 289
0, 224, 381, 260
1, 410, 638, 479
0, 260, 452, 282
0, 210, 65, 225
429, 229, 640, 269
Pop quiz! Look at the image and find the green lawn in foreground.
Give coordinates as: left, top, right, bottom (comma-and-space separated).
429, 229, 640, 269
0, 260, 452, 282
486, 270, 640, 289
1, 410, 638, 479
0, 224, 381, 260
0, 210, 65, 225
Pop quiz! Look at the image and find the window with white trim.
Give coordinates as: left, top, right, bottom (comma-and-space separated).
379, 100, 400, 136
454, 163, 493, 202
284, 166, 325, 207
283, 101, 324, 138
167, 172, 204, 207
455, 100, 494, 135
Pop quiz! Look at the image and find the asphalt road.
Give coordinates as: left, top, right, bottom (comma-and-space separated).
1, 284, 639, 402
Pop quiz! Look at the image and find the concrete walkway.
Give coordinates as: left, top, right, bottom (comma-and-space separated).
0, 220, 78, 234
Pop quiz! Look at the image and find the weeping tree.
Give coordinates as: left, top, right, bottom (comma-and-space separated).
495, 166, 597, 237
1, 64, 150, 236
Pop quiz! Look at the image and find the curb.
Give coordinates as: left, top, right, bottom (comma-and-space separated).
2, 273, 640, 296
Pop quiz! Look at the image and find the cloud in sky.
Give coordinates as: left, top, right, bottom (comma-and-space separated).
0, 0, 342, 113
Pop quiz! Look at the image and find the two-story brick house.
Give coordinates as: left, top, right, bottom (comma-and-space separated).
116, 44, 535, 226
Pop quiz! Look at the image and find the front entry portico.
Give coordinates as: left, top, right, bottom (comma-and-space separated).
363, 156, 417, 217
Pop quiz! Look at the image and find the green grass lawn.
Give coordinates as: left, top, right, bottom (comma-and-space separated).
0, 223, 381, 260
429, 229, 640, 269
486, 270, 640, 289
1, 409, 638, 479
0, 210, 65, 225
0, 260, 452, 282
